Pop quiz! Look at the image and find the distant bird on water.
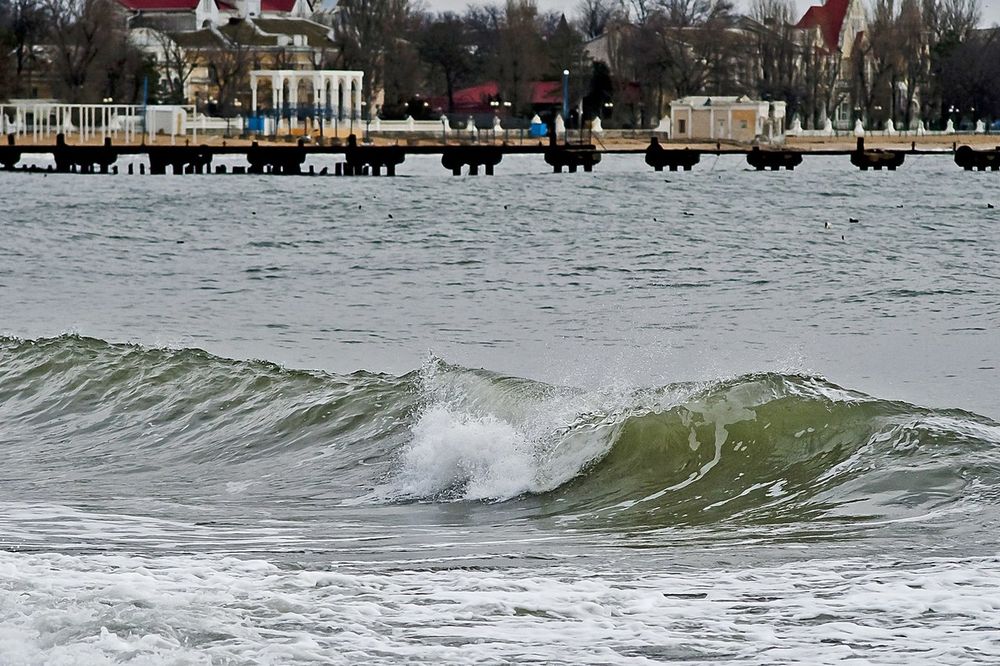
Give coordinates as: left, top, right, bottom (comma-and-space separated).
387, 213, 393, 219
989, 203, 995, 209
824, 221, 831, 229
849, 217, 860, 224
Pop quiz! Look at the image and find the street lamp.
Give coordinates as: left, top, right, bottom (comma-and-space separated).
503, 101, 511, 143
562, 69, 569, 144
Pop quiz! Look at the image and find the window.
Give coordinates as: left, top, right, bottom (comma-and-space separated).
678, 118, 686, 134
740, 120, 748, 129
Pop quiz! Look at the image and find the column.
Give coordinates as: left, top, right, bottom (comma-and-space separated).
251, 75, 258, 113
288, 75, 298, 131
331, 77, 341, 120
352, 75, 361, 119
727, 108, 733, 140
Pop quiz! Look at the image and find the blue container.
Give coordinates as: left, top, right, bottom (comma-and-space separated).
247, 116, 266, 133
529, 122, 548, 138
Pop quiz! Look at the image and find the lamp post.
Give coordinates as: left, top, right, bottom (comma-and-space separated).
503, 100, 511, 143
490, 99, 499, 142
313, 51, 323, 142
562, 69, 569, 144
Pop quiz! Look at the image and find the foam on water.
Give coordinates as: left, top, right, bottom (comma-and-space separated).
3, 549, 1000, 665
398, 405, 539, 501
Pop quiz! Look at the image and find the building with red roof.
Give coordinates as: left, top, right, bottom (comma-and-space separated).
795, 0, 865, 56
119, 0, 313, 32
429, 81, 565, 114
791, 0, 867, 129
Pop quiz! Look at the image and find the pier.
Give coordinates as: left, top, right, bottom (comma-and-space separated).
0, 133, 997, 176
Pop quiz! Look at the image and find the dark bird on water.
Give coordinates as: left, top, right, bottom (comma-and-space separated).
841, 235, 845, 241
824, 221, 831, 229
503, 204, 509, 210
388, 213, 393, 219
849, 218, 860, 224
989, 203, 995, 209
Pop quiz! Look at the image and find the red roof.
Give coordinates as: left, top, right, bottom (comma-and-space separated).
118, 0, 198, 10
795, 0, 850, 52
435, 81, 567, 112
261, 0, 296, 11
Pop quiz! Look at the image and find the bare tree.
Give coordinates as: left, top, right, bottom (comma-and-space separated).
495, 0, 546, 115
46, 0, 121, 102
748, 0, 799, 105
330, 0, 412, 112
0, 0, 49, 97
199, 32, 253, 114
418, 12, 473, 113
574, 0, 617, 38
153, 30, 196, 104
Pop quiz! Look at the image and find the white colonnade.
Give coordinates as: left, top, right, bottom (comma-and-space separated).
249, 69, 364, 134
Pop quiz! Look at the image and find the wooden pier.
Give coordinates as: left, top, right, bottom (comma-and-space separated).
0, 133, 997, 176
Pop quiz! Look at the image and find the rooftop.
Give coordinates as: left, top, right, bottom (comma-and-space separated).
795, 0, 851, 52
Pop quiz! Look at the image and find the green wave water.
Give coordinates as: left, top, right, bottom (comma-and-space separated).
2, 334, 998, 532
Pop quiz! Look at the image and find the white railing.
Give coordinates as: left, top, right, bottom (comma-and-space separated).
0, 102, 198, 143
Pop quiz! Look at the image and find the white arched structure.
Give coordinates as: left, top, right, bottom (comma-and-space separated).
249, 69, 364, 133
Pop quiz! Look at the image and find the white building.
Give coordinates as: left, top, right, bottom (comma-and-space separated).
670, 96, 786, 142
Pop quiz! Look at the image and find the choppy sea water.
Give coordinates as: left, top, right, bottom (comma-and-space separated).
1, 154, 998, 663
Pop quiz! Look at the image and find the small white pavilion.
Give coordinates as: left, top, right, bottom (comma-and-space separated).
250, 69, 364, 123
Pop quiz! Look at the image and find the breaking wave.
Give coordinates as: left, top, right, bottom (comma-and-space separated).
2, 334, 999, 528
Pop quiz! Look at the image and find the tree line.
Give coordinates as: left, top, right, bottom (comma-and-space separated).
1, 0, 997, 129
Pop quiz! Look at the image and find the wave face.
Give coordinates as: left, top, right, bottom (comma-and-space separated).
2, 335, 999, 529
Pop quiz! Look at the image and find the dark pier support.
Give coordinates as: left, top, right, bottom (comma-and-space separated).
954, 145, 1000, 171
441, 146, 502, 176
544, 133, 601, 173
746, 146, 803, 171
644, 137, 700, 171
344, 134, 405, 177
0, 133, 21, 170
851, 138, 905, 171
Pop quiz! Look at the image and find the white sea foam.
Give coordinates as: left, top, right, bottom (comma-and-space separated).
2, 550, 999, 665
397, 405, 538, 501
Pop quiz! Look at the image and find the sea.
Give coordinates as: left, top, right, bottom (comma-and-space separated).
1, 152, 998, 664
